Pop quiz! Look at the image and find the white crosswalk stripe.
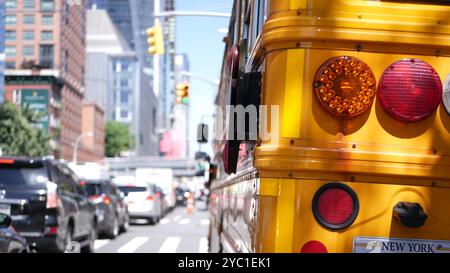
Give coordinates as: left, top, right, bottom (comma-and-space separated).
117, 237, 149, 253
198, 237, 208, 253
179, 218, 190, 225
160, 218, 170, 225
158, 237, 181, 253
94, 240, 111, 250
200, 219, 210, 226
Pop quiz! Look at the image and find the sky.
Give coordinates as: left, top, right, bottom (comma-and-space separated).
175, 0, 232, 158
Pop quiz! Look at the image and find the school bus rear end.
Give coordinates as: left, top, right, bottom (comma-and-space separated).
250, 0, 450, 253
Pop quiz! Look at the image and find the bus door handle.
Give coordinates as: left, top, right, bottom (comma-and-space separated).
393, 202, 428, 228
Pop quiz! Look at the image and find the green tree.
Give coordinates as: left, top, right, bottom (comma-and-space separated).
0, 103, 51, 157
105, 121, 134, 157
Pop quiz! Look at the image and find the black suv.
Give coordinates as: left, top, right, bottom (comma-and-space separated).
0, 157, 97, 253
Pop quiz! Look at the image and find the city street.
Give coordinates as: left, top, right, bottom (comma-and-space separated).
94, 206, 210, 253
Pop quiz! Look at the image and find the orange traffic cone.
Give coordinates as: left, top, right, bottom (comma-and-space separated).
187, 193, 194, 214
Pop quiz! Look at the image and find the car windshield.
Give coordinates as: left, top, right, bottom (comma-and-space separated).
84, 183, 104, 196
0, 163, 48, 186
118, 186, 147, 196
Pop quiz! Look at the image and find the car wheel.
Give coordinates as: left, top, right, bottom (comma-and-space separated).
63, 226, 74, 253
107, 216, 120, 239
81, 222, 97, 253
120, 214, 129, 232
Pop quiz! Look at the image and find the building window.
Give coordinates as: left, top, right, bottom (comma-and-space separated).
114, 62, 121, 72
5, 0, 17, 9
6, 31, 17, 41
40, 0, 55, 11
5, 15, 17, 25
39, 45, 54, 68
24, 0, 35, 9
23, 31, 35, 40
42, 15, 53, 25
120, 78, 129, 88
120, 91, 129, 104
23, 46, 35, 56
5, 62, 16, 69
120, 110, 129, 119
41, 31, 53, 41
5, 46, 17, 57
23, 15, 35, 24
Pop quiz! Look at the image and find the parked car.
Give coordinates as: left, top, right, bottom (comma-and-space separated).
117, 183, 163, 224
0, 213, 29, 253
0, 157, 97, 253
83, 179, 129, 238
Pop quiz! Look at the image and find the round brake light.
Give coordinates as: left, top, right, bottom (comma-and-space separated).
378, 58, 442, 122
312, 183, 359, 230
314, 56, 377, 119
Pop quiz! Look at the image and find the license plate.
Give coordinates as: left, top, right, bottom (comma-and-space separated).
353, 236, 450, 253
0, 204, 11, 216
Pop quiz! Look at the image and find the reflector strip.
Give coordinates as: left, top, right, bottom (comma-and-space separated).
283, 49, 305, 138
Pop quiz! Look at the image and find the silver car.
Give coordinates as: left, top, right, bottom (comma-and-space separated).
118, 184, 163, 224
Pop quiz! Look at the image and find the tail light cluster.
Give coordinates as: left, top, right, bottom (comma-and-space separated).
314, 56, 377, 119
314, 56, 446, 122
90, 194, 112, 205
378, 59, 442, 122
312, 183, 359, 230
46, 181, 59, 209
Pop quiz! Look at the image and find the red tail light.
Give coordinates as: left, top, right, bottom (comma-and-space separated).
301, 241, 328, 253
156, 192, 161, 198
0, 159, 14, 164
312, 183, 359, 230
146, 195, 154, 201
44, 226, 58, 235
378, 58, 442, 122
46, 182, 59, 209
103, 196, 111, 205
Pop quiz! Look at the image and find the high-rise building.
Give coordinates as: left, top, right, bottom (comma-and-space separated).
88, 0, 159, 156
0, 1, 5, 103
3, 0, 92, 161
86, 9, 157, 157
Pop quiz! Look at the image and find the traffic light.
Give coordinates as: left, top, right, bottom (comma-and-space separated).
176, 83, 189, 105
146, 19, 165, 55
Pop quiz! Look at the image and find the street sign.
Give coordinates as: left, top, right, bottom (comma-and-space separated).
20, 89, 49, 133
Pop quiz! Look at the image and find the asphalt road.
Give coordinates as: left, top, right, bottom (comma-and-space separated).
94, 205, 210, 253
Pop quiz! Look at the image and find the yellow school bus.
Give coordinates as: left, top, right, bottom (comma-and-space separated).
208, 0, 450, 253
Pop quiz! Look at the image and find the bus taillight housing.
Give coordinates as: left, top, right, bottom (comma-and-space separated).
314, 56, 377, 119
312, 183, 359, 230
378, 58, 442, 122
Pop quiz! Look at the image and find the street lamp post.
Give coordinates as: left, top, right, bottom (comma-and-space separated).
72, 132, 94, 164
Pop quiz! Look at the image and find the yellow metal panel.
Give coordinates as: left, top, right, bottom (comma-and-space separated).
290, 0, 307, 10
259, 178, 278, 197
274, 179, 296, 252
292, 179, 450, 253
282, 49, 305, 139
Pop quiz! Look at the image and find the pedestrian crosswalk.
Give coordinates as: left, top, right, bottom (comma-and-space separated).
95, 236, 209, 253
117, 237, 149, 253
94, 213, 211, 253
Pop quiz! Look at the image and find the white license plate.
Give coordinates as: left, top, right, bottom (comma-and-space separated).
0, 204, 11, 216
354, 237, 450, 253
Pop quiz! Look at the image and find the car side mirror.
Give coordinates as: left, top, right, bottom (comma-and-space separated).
0, 213, 12, 228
